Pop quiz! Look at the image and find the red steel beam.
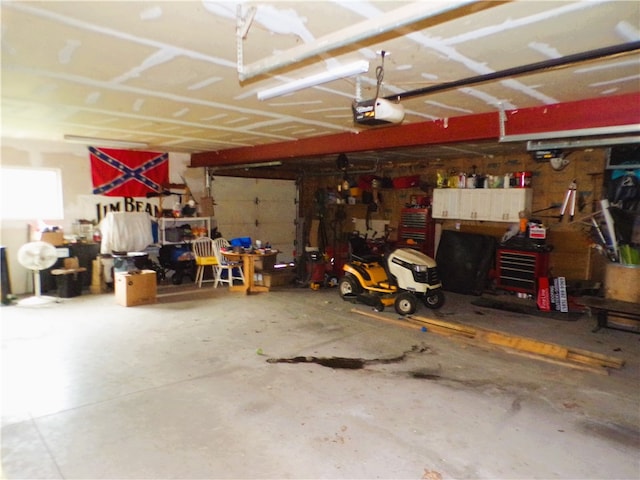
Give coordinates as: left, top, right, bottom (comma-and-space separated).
503, 92, 639, 135
190, 92, 640, 168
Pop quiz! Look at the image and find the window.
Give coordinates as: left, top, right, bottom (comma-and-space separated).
0, 167, 64, 220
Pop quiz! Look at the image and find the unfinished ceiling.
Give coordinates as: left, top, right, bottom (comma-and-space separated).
2, 1, 639, 175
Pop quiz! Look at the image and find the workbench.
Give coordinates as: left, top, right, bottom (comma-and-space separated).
577, 296, 640, 333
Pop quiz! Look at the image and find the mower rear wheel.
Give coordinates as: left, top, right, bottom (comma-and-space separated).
338, 275, 362, 299
424, 290, 445, 309
394, 292, 417, 315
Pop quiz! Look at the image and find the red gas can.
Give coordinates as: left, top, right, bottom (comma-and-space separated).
515, 171, 532, 187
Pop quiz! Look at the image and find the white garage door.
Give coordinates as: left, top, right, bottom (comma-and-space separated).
211, 177, 297, 263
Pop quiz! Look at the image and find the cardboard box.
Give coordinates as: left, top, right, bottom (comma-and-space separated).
261, 266, 296, 287
199, 196, 215, 217
254, 253, 277, 272
115, 270, 157, 307
605, 263, 640, 303
36, 231, 65, 245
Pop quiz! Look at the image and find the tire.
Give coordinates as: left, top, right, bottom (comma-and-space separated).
324, 274, 339, 288
338, 275, 362, 299
394, 291, 417, 315
424, 290, 445, 309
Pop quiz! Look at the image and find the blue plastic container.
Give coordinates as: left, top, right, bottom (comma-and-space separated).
230, 237, 252, 248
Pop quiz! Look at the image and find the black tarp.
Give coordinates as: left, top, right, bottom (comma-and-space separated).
435, 230, 496, 295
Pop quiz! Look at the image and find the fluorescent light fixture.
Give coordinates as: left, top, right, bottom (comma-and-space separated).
257, 61, 369, 101
500, 124, 639, 143
527, 135, 640, 151
64, 135, 148, 149
208, 161, 282, 171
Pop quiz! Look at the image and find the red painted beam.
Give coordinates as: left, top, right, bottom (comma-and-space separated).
190, 92, 640, 167
504, 92, 640, 135
190, 111, 499, 167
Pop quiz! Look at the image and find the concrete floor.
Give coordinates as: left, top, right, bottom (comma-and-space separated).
1, 283, 639, 479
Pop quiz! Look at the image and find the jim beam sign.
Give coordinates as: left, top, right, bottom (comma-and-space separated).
79, 195, 161, 223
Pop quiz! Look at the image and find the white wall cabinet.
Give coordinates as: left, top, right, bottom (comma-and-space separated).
432, 189, 532, 222
489, 189, 533, 222
432, 189, 460, 219
458, 189, 492, 220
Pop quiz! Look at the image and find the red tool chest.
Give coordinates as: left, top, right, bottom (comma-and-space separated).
496, 248, 550, 295
396, 207, 436, 258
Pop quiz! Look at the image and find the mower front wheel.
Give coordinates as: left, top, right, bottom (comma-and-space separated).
424, 289, 445, 309
394, 292, 417, 315
338, 275, 362, 299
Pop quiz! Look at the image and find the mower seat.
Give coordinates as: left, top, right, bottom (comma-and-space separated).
352, 253, 384, 264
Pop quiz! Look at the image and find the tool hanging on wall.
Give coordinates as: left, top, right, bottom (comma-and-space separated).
559, 180, 577, 222
574, 199, 620, 263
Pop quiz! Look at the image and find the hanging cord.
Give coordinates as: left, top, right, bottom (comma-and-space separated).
374, 51, 386, 99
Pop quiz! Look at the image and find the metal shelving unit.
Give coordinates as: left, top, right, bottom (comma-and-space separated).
158, 217, 211, 245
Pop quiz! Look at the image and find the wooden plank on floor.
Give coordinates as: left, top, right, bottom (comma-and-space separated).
566, 349, 625, 369
477, 330, 569, 360
350, 308, 422, 332
408, 313, 623, 369
407, 315, 476, 337
499, 347, 609, 375
352, 309, 624, 372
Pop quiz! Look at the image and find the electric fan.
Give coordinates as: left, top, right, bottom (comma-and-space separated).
17, 241, 59, 305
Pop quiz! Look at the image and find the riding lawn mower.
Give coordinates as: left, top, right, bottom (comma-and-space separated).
338, 233, 445, 315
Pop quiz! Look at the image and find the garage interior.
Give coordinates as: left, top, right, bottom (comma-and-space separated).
1, 1, 639, 479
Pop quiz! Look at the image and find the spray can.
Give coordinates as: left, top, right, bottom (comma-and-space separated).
503, 173, 511, 189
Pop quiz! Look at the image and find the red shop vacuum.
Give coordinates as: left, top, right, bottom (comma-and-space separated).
305, 247, 338, 290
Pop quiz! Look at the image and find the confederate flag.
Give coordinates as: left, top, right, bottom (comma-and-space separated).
90, 147, 169, 197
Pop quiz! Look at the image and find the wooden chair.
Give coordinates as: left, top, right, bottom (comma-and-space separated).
212, 238, 245, 288
191, 237, 219, 288
51, 257, 87, 298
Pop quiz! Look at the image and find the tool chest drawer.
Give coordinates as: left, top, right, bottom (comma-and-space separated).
496, 248, 549, 294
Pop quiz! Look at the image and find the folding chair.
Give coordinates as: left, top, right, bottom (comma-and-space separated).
212, 238, 245, 288
192, 237, 219, 288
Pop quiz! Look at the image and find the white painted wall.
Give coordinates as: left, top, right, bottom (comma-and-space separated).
0, 138, 199, 295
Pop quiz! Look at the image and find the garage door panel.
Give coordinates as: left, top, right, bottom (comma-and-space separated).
255, 179, 296, 201
213, 177, 256, 200
212, 177, 296, 263
219, 223, 256, 241
257, 205, 294, 224
218, 200, 255, 219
